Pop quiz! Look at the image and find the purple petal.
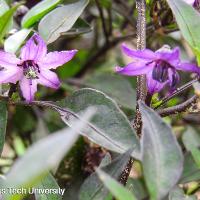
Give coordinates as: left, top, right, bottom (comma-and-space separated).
156, 47, 180, 66
183, 0, 195, 5
168, 68, 180, 90
122, 43, 155, 61
20, 34, 47, 61
19, 78, 37, 102
0, 51, 20, 68
38, 69, 60, 89
147, 71, 167, 94
0, 67, 23, 84
39, 50, 78, 69
176, 62, 200, 74
115, 61, 153, 76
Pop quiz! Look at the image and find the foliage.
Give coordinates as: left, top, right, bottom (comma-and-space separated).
0, 0, 200, 200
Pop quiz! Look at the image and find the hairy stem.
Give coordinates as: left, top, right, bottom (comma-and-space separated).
120, 0, 147, 186
134, 0, 147, 135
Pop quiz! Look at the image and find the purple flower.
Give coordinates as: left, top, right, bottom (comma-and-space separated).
116, 44, 200, 94
0, 33, 77, 102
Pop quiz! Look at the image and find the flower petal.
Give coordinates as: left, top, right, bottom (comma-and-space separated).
156, 47, 180, 66
115, 61, 153, 76
38, 69, 60, 89
0, 51, 20, 69
39, 50, 78, 69
20, 34, 47, 61
0, 67, 22, 84
183, 0, 195, 5
122, 43, 155, 60
19, 78, 37, 102
147, 71, 167, 94
168, 68, 180, 90
176, 62, 200, 74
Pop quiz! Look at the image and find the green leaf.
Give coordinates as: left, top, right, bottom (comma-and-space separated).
62, 177, 85, 200
182, 126, 200, 167
193, 47, 200, 65
35, 173, 62, 200
0, 0, 9, 16
4, 28, 32, 53
60, 18, 92, 36
99, 153, 112, 167
182, 127, 200, 149
21, 0, 61, 28
3, 108, 95, 200
0, 4, 19, 42
180, 153, 200, 184
63, 153, 111, 200
79, 150, 132, 200
127, 178, 148, 200
169, 187, 197, 200
0, 101, 7, 155
32, 118, 49, 141
166, 0, 200, 50
59, 88, 140, 159
83, 73, 136, 110
13, 135, 26, 156
38, 0, 89, 43
98, 0, 111, 8
139, 102, 183, 200
96, 169, 137, 200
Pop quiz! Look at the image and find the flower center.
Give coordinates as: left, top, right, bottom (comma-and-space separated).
18, 60, 40, 79
152, 60, 170, 82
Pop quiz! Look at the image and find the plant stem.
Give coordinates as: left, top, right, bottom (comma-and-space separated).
157, 95, 198, 117
120, 0, 147, 186
95, 0, 109, 43
134, 0, 147, 135
155, 77, 200, 109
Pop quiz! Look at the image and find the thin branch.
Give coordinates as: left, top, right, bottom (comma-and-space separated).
95, 0, 109, 43
112, 6, 136, 28
0, 95, 8, 101
121, 2, 136, 30
155, 77, 200, 109
183, 114, 200, 125
113, 0, 129, 9
8, 83, 17, 98
8, 100, 72, 115
157, 95, 198, 117
107, 7, 113, 35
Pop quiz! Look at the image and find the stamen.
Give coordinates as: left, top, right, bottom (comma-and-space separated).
21, 60, 40, 79
170, 71, 179, 89
152, 60, 169, 82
